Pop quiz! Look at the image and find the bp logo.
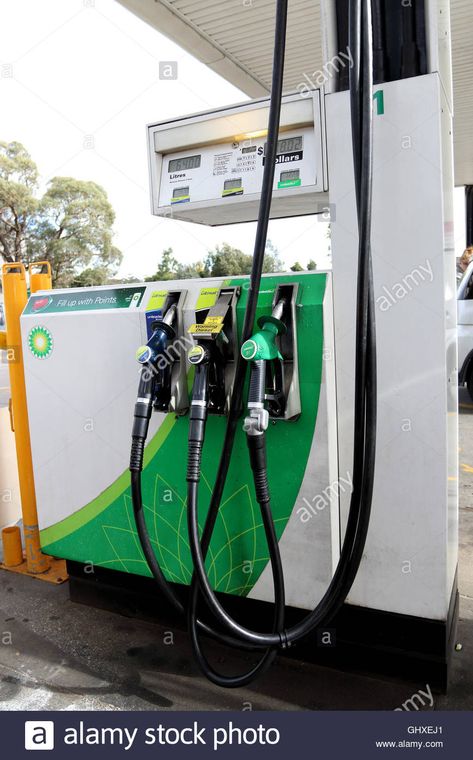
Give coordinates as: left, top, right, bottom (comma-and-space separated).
28, 326, 53, 360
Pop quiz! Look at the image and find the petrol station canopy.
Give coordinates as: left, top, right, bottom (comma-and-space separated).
117, 0, 473, 187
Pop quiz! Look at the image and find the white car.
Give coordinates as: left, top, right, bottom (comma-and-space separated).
458, 260, 473, 398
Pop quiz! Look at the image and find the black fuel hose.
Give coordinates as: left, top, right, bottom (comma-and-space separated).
130, 352, 258, 651
186, 0, 289, 687
131, 0, 376, 685
400, 1, 420, 78
186, 0, 377, 656
371, 0, 385, 83
187, 365, 286, 688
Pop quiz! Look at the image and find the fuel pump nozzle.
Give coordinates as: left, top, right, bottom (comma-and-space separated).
240, 299, 288, 514
136, 304, 177, 369
186, 328, 231, 483
241, 299, 287, 434
130, 305, 177, 473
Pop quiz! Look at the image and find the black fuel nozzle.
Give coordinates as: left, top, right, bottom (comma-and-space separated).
130, 306, 177, 472
186, 343, 212, 483
187, 286, 240, 417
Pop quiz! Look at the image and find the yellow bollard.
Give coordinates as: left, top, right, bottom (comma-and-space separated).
29, 261, 52, 294
2, 526, 23, 567
1, 263, 50, 574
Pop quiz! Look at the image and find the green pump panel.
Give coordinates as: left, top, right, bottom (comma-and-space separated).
21, 272, 338, 611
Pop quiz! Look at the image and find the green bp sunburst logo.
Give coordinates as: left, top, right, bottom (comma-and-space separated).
28, 326, 53, 360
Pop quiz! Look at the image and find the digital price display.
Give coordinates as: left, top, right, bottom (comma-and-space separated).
224, 179, 243, 191
280, 170, 300, 182
168, 155, 201, 172
173, 187, 189, 198
265, 136, 303, 156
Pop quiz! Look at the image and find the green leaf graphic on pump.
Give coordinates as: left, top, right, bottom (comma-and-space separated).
241, 314, 285, 361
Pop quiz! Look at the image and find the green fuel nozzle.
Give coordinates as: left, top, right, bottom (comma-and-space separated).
240, 300, 287, 362
241, 299, 288, 435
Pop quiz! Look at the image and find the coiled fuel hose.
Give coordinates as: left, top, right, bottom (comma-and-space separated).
131, 0, 377, 688
185, 0, 377, 677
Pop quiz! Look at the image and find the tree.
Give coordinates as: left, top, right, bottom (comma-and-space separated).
29, 176, 122, 286
146, 241, 285, 282
290, 261, 304, 272
263, 239, 285, 274
69, 266, 109, 288
0, 141, 38, 261
204, 241, 284, 277
0, 141, 122, 287
307, 259, 317, 270
145, 247, 179, 281
108, 275, 141, 285
145, 248, 207, 281
175, 261, 207, 279
204, 243, 252, 276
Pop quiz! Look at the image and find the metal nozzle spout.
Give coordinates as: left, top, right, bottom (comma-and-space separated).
163, 304, 177, 326
271, 299, 287, 321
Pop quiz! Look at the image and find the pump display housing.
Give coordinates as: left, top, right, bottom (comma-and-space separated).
147, 91, 329, 226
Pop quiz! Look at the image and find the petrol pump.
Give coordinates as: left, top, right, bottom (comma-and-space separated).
20, 0, 458, 690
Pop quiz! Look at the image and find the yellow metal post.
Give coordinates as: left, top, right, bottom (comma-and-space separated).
1, 263, 50, 574
2, 526, 23, 567
29, 261, 52, 293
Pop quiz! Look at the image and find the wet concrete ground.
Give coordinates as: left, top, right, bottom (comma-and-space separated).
0, 391, 472, 711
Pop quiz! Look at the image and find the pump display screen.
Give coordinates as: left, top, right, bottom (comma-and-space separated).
265, 136, 303, 155
224, 179, 242, 190
242, 146, 257, 154
280, 170, 300, 182
173, 186, 189, 198
168, 155, 201, 172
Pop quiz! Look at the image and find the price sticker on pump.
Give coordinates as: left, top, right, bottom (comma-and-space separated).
188, 315, 225, 335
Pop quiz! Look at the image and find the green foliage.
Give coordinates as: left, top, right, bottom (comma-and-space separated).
0, 141, 38, 261
146, 241, 284, 282
205, 241, 284, 277
145, 248, 207, 281
263, 239, 285, 274
290, 261, 304, 272
145, 248, 180, 281
0, 141, 122, 287
204, 243, 252, 277
307, 259, 317, 270
108, 275, 141, 284
151, 247, 177, 280
69, 266, 110, 288
29, 176, 122, 286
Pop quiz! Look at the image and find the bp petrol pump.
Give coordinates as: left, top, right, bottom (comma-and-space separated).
20, 0, 459, 691
131, 0, 376, 688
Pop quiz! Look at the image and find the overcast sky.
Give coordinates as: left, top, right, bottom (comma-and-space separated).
1, 0, 466, 280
